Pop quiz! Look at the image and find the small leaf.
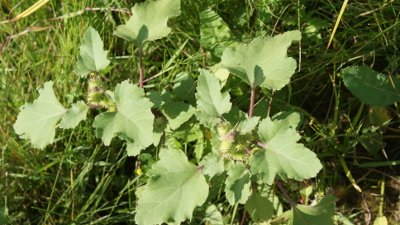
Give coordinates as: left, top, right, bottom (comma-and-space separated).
93, 81, 154, 153
250, 114, 322, 184
199, 152, 225, 178
289, 195, 337, 225
204, 204, 224, 225
76, 27, 110, 78
59, 101, 89, 129
135, 149, 209, 225
342, 66, 400, 106
14, 81, 66, 149
245, 192, 274, 222
195, 69, 232, 127
221, 30, 301, 90
224, 162, 252, 205
161, 101, 195, 130
238, 116, 260, 134
115, 0, 181, 46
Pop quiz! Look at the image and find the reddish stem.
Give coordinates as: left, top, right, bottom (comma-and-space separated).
275, 179, 296, 207
138, 47, 144, 88
248, 87, 256, 117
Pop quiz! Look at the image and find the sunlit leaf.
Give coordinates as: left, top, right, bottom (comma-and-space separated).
59, 101, 89, 129
161, 101, 195, 130
76, 27, 110, 77
93, 80, 154, 154
195, 69, 232, 127
115, 0, 181, 46
14, 81, 66, 149
135, 149, 209, 224
224, 162, 252, 205
250, 113, 322, 184
221, 30, 301, 90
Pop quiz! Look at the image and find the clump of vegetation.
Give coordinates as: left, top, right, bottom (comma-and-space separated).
1, 0, 399, 224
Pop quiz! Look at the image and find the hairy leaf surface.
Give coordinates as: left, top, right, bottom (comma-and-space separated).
224, 163, 252, 205
221, 30, 301, 90
14, 81, 66, 149
195, 69, 232, 127
342, 66, 400, 106
76, 27, 110, 77
115, 0, 181, 46
161, 101, 195, 130
60, 101, 89, 129
289, 195, 337, 225
245, 192, 274, 222
135, 149, 209, 224
250, 113, 322, 184
93, 81, 154, 153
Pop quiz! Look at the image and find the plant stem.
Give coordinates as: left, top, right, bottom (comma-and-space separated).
248, 87, 256, 117
230, 203, 239, 225
275, 179, 296, 207
138, 47, 144, 88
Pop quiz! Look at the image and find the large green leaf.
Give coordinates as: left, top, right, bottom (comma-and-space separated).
342, 66, 400, 106
221, 30, 301, 90
250, 113, 322, 184
245, 192, 274, 222
114, 0, 181, 46
195, 69, 232, 127
224, 162, 252, 205
93, 81, 154, 154
135, 149, 209, 224
289, 195, 337, 225
13, 81, 66, 149
76, 27, 110, 77
59, 101, 89, 129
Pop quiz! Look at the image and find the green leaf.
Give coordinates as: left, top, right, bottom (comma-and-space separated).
238, 116, 260, 134
76, 27, 110, 77
59, 101, 89, 129
373, 216, 388, 225
195, 69, 232, 127
204, 204, 224, 225
93, 81, 154, 153
245, 192, 274, 222
14, 81, 66, 149
289, 195, 337, 225
135, 149, 209, 224
114, 0, 181, 46
161, 101, 195, 130
224, 162, 252, 205
221, 30, 301, 90
199, 152, 225, 178
200, 9, 236, 58
342, 66, 400, 106
250, 114, 322, 184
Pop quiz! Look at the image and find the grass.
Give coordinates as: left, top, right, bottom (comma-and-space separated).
1, 0, 400, 224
